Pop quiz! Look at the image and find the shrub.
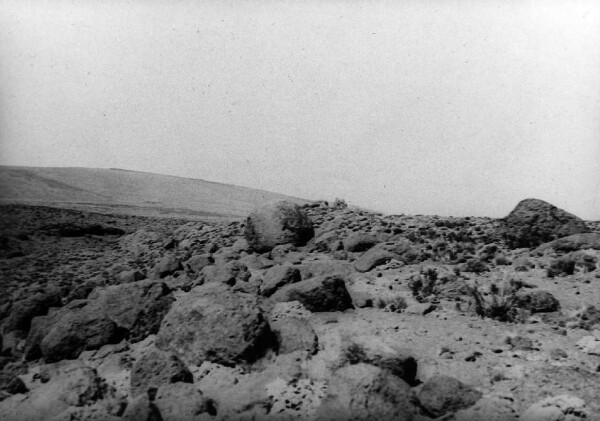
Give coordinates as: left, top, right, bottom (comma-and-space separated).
468, 279, 528, 323
547, 257, 575, 278
461, 258, 490, 274
332, 198, 348, 209
375, 295, 408, 313
408, 268, 438, 302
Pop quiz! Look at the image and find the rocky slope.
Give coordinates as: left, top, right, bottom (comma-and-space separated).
0, 198, 599, 421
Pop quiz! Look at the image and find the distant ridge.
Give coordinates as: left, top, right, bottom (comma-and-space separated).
0, 166, 311, 219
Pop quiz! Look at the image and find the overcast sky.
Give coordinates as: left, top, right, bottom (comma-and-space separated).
1, 0, 599, 218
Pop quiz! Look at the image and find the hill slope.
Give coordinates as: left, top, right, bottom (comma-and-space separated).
0, 166, 311, 218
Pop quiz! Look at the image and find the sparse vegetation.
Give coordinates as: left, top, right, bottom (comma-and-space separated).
547, 256, 576, 278
468, 279, 529, 323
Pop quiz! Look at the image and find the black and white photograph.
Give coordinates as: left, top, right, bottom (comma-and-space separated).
0, 0, 599, 420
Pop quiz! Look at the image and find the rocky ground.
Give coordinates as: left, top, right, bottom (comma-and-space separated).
0, 199, 599, 421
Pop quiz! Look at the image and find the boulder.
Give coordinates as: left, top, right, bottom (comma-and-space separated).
40, 304, 123, 363
354, 248, 399, 272
268, 301, 318, 354
153, 254, 182, 278
297, 260, 355, 280
199, 261, 251, 286
260, 263, 301, 297
543, 233, 600, 253
4, 286, 63, 332
516, 290, 560, 313
271, 274, 354, 312
156, 283, 272, 366
88, 280, 175, 342
315, 363, 417, 421
130, 348, 193, 397
343, 233, 378, 252
245, 201, 314, 253
0, 361, 116, 421
153, 383, 216, 421
496, 198, 589, 249
184, 254, 213, 274
0, 372, 27, 399
417, 375, 482, 418
520, 395, 590, 421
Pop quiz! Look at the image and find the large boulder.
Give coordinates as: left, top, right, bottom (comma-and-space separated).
417, 375, 482, 418
0, 361, 118, 421
497, 199, 589, 249
4, 286, 63, 333
88, 280, 175, 342
343, 233, 378, 253
354, 248, 399, 272
156, 283, 272, 366
540, 233, 600, 253
515, 290, 560, 313
245, 201, 314, 253
40, 303, 123, 363
268, 301, 318, 354
315, 363, 417, 421
271, 274, 354, 312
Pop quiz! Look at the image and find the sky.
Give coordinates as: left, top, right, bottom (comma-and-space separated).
1, 0, 599, 219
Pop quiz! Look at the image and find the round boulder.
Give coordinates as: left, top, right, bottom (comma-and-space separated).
156, 283, 272, 366
245, 201, 314, 253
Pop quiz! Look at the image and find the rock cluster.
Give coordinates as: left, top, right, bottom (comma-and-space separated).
0, 198, 598, 420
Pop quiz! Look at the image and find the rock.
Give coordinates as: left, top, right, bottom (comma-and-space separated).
310, 231, 343, 252
269, 302, 318, 354
153, 382, 216, 421
343, 232, 378, 252
449, 392, 519, 421
544, 233, 600, 252
115, 270, 145, 284
260, 263, 301, 297
297, 260, 355, 279
122, 394, 161, 421
245, 201, 314, 253
4, 286, 63, 332
516, 290, 560, 313
156, 283, 272, 366
89, 280, 175, 342
153, 254, 182, 278
271, 274, 354, 312
238, 254, 273, 270
40, 304, 122, 363
404, 302, 436, 315
345, 274, 412, 309
0, 372, 27, 398
0, 361, 115, 421
24, 313, 57, 360
315, 363, 417, 421
354, 248, 399, 272
576, 335, 600, 356
497, 198, 589, 249
337, 336, 418, 385
66, 278, 105, 302
183, 254, 213, 274
200, 261, 251, 286
130, 348, 193, 397
520, 395, 590, 421
417, 375, 482, 418
514, 257, 535, 271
